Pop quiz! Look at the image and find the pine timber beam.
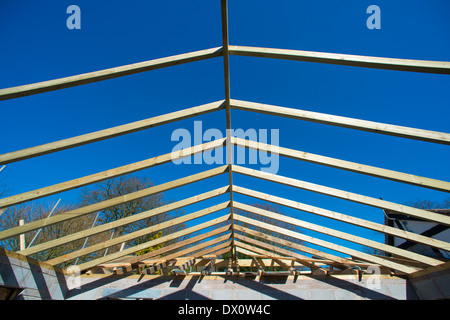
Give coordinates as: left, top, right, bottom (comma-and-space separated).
234, 202, 444, 267
47, 203, 230, 266
75, 225, 232, 273
188, 239, 232, 258
228, 45, 450, 75
124, 222, 231, 267
0, 139, 226, 209
231, 137, 450, 192
233, 234, 325, 272
0, 165, 229, 241
139, 260, 173, 275
233, 186, 450, 253
171, 258, 196, 275
0, 100, 225, 165
19, 186, 229, 256
0, 47, 223, 101
230, 100, 450, 145
233, 213, 419, 274
220, 0, 236, 263
233, 224, 354, 268
232, 165, 450, 227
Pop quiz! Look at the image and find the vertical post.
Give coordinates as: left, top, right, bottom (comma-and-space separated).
26, 198, 61, 249
19, 219, 25, 251
221, 0, 236, 264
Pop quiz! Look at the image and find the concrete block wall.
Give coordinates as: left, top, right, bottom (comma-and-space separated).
409, 263, 450, 300
4, 249, 448, 300
66, 273, 418, 300
0, 248, 68, 300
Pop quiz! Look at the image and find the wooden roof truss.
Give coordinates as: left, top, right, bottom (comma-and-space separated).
0, 0, 449, 280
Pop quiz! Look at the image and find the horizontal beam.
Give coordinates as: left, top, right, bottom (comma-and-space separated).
234, 202, 443, 267
0, 100, 225, 165
234, 213, 418, 274
232, 165, 450, 227
232, 137, 450, 192
0, 47, 223, 101
230, 100, 450, 145
229, 45, 450, 75
19, 186, 229, 256
233, 186, 450, 252
0, 165, 228, 241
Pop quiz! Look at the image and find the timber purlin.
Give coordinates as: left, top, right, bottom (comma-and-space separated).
0, 0, 449, 297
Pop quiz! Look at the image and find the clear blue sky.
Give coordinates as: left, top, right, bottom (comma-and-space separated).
1, 1, 449, 255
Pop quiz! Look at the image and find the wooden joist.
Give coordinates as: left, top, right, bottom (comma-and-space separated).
229, 45, 450, 75
0, 47, 223, 101
234, 234, 325, 272
232, 165, 450, 227
139, 260, 173, 275
198, 257, 216, 276
19, 186, 229, 256
47, 203, 230, 266
0, 165, 228, 241
232, 137, 450, 192
233, 186, 450, 253
75, 223, 231, 273
233, 213, 419, 274
234, 202, 444, 267
0, 100, 225, 166
234, 225, 354, 268
0, 139, 226, 209
252, 257, 265, 276
171, 258, 197, 275
230, 100, 450, 145
124, 223, 231, 267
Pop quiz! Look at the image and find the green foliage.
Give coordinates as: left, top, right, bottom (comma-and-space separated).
135, 231, 164, 256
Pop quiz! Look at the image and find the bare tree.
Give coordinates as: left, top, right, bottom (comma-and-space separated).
79, 175, 185, 256
0, 201, 110, 265
406, 197, 450, 210
0, 175, 185, 267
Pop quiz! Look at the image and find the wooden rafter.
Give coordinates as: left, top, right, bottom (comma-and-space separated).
20, 186, 229, 256
122, 222, 231, 267
0, 139, 226, 209
232, 137, 450, 192
233, 186, 450, 253
233, 213, 419, 274
0, 100, 225, 166
234, 225, 354, 268
230, 100, 450, 145
0, 165, 228, 241
76, 224, 231, 273
232, 165, 450, 227
0, 47, 223, 101
234, 202, 444, 267
229, 45, 450, 75
48, 203, 230, 266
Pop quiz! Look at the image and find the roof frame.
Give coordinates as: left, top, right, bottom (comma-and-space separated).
0, 0, 449, 280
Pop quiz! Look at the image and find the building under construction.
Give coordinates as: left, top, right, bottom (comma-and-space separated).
0, 1, 449, 300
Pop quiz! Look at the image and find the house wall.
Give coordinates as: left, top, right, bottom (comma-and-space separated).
0, 249, 421, 300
